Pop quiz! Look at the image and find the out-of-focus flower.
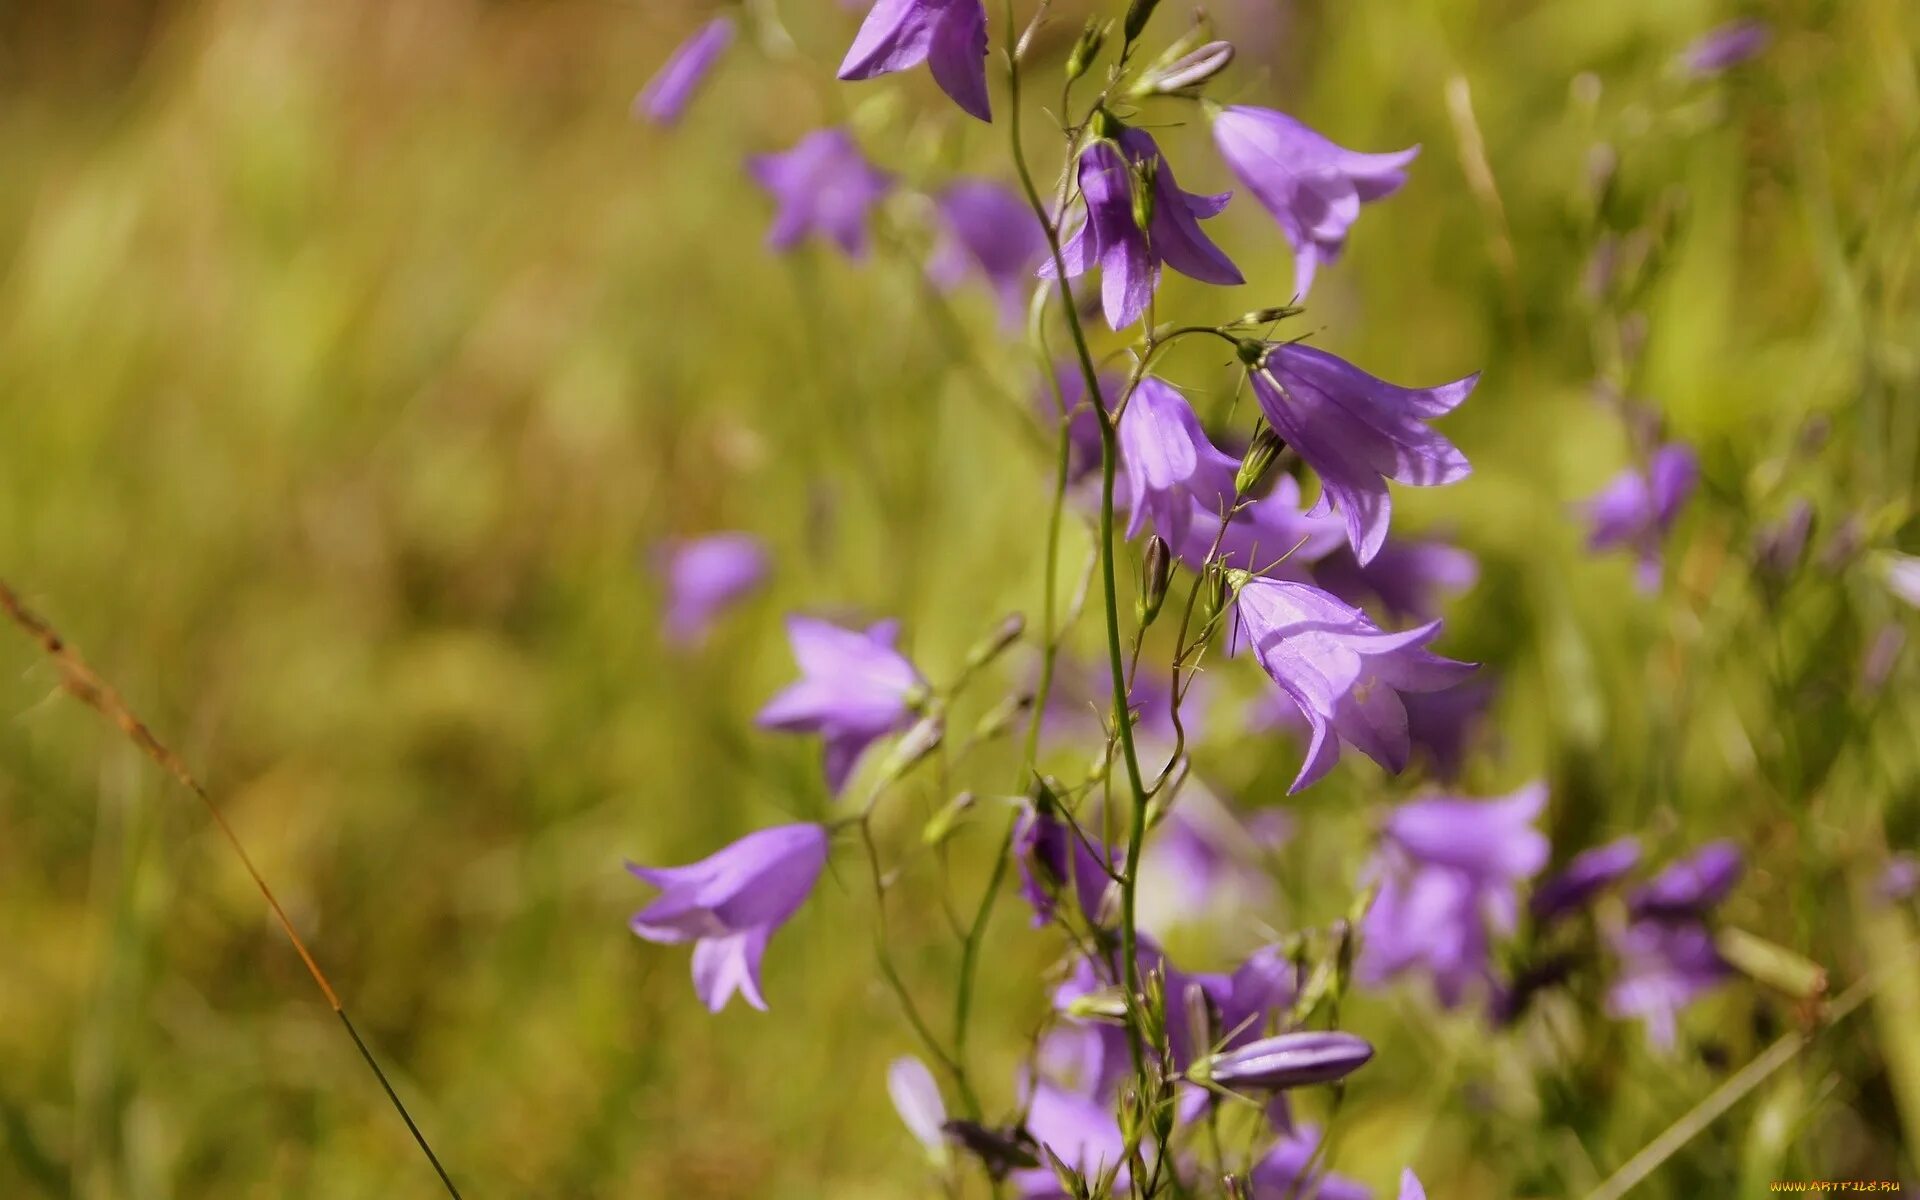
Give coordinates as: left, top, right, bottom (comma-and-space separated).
1199, 1030, 1374, 1091
1883, 553, 1920, 609
839, 0, 992, 122
1862, 624, 1907, 695
635, 16, 735, 125
1250, 343, 1476, 564
1211, 107, 1418, 299
757, 615, 924, 792
1040, 364, 1119, 484
1879, 855, 1919, 905
1403, 678, 1496, 782
1753, 499, 1814, 581
1138, 785, 1288, 932
1679, 19, 1771, 76
1400, 1169, 1428, 1200
1012, 1076, 1129, 1199
1233, 575, 1476, 792
1015, 801, 1116, 927
1359, 783, 1550, 1007
1580, 442, 1698, 590
626, 823, 830, 1011
1249, 1124, 1369, 1200
1626, 840, 1743, 921
747, 128, 894, 257
1606, 917, 1731, 1048
658, 533, 768, 642
1159, 473, 1347, 576
928, 179, 1047, 324
888, 1057, 949, 1162
1312, 536, 1479, 625
1043, 128, 1243, 331
1531, 836, 1642, 925
1133, 40, 1236, 96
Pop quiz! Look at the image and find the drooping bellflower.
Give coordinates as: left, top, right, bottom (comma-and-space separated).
1233, 575, 1477, 792
756, 615, 925, 792
1402, 678, 1496, 782
1530, 836, 1642, 926
748, 128, 894, 257
1358, 783, 1550, 1007
658, 532, 768, 643
1117, 378, 1240, 545
1249, 342, 1476, 564
1680, 19, 1771, 75
1015, 801, 1116, 928
1312, 536, 1478, 626
1580, 442, 1698, 589
838, 0, 992, 121
635, 16, 735, 126
626, 823, 830, 1011
928, 179, 1047, 324
1042, 128, 1243, 331
1211, 106, 1418, 299
1607, 842, 1744, 1047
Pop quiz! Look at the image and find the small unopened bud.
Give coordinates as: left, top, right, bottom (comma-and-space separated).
1235, 423, 1286, 496
1130, 156, 1158, 233
1042, 1144, 1090, 1199
1237, 305, 1303, 326
973, 691, 1034, 743
875, 715, 944, 785
1193, 1031, 1374, 1091
1066, 19, 1108, 83
1136, 536, 1172, 626
921, 790, 976, 847
1200, 566, 1230, 627
965, 611, 1026, 671
1064, 987, 1132, 1023
1122, 0, 1162, 45
1117, 1087, 1145, 1144
1131, 39, 1234, 95
1718, 927, 1828, 1002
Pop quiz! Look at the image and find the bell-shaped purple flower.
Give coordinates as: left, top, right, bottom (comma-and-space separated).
1359, 784, 1549, 1007
757, 615, 925, 792
658, 532, 768, 643
838, 0, 992, 122
1118, 378, 1241, 543
1403, 677, 1496, 782
1042, 128, 1243, 331
928, 179, 1047, 324
1200, 1030, 1374, 1091
635, 16, 735, 126
748, 128, 894, 257
1680, 19, 1770, 75
1626, 840, 1743, 921
1250, 1125, 1369, 1200
1580, 441, 1698, 589
1531, 836, 1642, 925
1138, 789, 1288, 932
626, 823, 830, 1011
1233, 576, 1477, 792
1606, 918, 1731, 1048
1015, 802, 1115, 927
1312, 536, 1478, 626
1211, 106, 1418, 299
1250, 342, 1476, 564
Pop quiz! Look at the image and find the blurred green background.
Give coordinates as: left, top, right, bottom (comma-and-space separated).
1, 0, 1917, 1196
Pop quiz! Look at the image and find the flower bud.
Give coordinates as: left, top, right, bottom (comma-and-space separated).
1136, 536, 1172, 627
921, 790, 976, 847
1236, 305, 1303, 326
1122, 0, 1162, 45
972, 691, 1034, 743
1064, 987, 1131, 1023
1130, 39, 1234, 95
1194, 1031, 1374, 1091
965, 612, 1027, 672
1065, 19, 1108, 83
1235, 423, 1286, 496
874, 714, 943, 786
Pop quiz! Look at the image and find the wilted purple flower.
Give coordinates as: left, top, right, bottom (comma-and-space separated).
838, 0, 991, 121
1212, 107, 1418, 299
1531, 836, 1642, 925
1879, 855, 1919, 905
1606, 918, 1731, 1048
1885, 553, 1920, 608
1403, 678, 1495, 782
1312, 536, 1479, 625
757, 615, 925, 792
1580, 442, 1698, 589
1250, 342, 1476, 564
1013, 1076, 1128, 1199
1359, 784, 1550, 1007
659, 533, 768, 642
626, 823, 829, 1011
1201, 1030, 1374, 1091
1626, 840, 1743, 921
889, 1057, 949, 1161
1015, 802, 1115, 927
1680, 19, 1771, 75
928, 179, 1047, 323
635, 16, 735, 126
1250, 1125, 1369, 1200
747, 128, 894, 257
1043, 128, 1243, 331
1233, 575, 1477, 792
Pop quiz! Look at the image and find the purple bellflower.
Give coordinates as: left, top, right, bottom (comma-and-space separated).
1042, 128, 1243, 331
1232, 575, 1477, 792
1118, 378, 1240, 545
1015, 801, 1116, 928
626, 823, 830, 1011
1250, 342, 1476, 565
1250, 1125, 1369, 1200
1138, 787, 1288, 932
1626, 840, 1743, 921
1014, 1076, 1129, 1199
1607, 842, 1744, 1046
1403, 678, 1496, 782
658, 532, 768, 643
928, 179, 1047, 324
748, 128, 894, 257
838, 0, 992, 122
1312, 536, 1478, 626
1580, 442, 1698, 589
1211, 106, 1418, 299
757, 615, 925, 792
1359, 784, 1550, 1007
635, 16, 735, 126
1531, 836, 1642, 926
1200, 1031, 1374, 1091
1680, 19, 1771, 75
